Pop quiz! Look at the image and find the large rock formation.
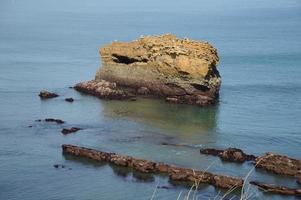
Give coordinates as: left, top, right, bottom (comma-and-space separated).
75, 34, 221, 106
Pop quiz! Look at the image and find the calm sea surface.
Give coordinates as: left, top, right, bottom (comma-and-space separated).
0, 0, 301, 199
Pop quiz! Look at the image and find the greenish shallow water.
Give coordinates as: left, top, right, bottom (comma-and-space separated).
0, 0, 301, 199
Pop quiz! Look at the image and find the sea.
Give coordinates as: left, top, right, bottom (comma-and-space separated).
0, 0, 301, 199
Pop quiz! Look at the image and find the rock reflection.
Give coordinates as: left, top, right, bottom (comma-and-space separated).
101, 98, 219, 135
64, 154, 155, 182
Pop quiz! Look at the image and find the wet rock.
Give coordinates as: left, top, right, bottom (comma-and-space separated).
137, 87, 150, 95
35, 118, 65, 124
77, 34, 221, 106
62, 144, 243, 190
255, 153, 301, 177
61, 127, 81, 135
65, 98, 74, 102
53, 164, 66, 169
250, 181, 301, 197
45, 118, 65, 124
74, 80, 134, 100
200, 147, 256, 163
39, 90, 59, 99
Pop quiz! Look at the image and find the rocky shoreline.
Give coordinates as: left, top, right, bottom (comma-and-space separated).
75, 34, 221, 106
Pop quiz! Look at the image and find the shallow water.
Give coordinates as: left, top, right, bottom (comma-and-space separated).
0, 0, 301, 199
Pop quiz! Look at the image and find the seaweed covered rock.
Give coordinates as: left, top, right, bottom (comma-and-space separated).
76, 34, 221, 106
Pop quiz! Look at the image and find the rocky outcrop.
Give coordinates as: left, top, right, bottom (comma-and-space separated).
76, 34, 221, 106
62, 144, 243, 189
74, 80, 133, 100
200, 147, 256, 163
39, 90, 59, 99
255, 153, 301, 178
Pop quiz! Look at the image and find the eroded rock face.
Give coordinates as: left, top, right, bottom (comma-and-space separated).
84, 34, 220, 106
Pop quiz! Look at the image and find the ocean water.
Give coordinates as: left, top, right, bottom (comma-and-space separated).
0, 0, 301, 199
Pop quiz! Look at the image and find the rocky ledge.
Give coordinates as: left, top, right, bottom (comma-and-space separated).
75, 34, 221, 106
200, 147, 256, 163
62, 144, 242, 189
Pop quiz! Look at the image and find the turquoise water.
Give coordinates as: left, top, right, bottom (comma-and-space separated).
0, 0, 301, 199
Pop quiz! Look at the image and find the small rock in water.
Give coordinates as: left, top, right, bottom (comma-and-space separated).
200, 147, 256, 163
39, 90, 59, 99
53, 164, 66, 169
65, 98, 74, 102
28, 125, 33, 128
45, 118, 65, 124
157, 185, 172, 189
61, 127, 81, 135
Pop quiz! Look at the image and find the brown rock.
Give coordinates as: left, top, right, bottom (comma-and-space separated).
62, 144, 243, 190
39, 90, 59, 99
77, 34, 221, 106
255, 153, 301, 177
74, 80, 133, 100
61, 127, 81, 135
212, 175, 244, 189
200, 147, 256, 163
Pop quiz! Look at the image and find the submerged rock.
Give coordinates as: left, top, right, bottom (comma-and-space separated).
76, 34, 221, 106
65, 98, 74, 102
45, 118, 65, 124
250, 181, 301, 197
39, 90, 59, 99
200, 147, 256, 163
61, 127, 81, 135
36, 118, 65, 124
